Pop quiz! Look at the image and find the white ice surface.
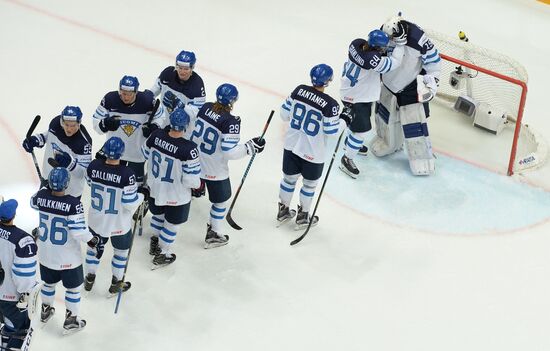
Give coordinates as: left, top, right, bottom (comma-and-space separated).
1, 0, 550, 350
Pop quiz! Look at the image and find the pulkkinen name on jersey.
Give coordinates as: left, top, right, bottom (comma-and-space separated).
154, 137, 179, 153
90, 169, 122, 183
297, 88, 328, 108
36, 198, 71, 211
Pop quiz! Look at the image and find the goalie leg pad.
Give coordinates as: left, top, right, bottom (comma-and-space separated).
400, 103, 435, 176
371, 86, 403, 157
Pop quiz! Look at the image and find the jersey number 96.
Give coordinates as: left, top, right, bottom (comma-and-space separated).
290, 102, 322, 136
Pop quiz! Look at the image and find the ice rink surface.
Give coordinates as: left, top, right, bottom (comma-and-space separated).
1, 0, 550, 350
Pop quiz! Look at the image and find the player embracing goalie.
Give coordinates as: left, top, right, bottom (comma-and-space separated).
370, 14, 442, 175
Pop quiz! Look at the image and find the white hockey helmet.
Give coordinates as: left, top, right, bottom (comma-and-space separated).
382, 15, 403, 37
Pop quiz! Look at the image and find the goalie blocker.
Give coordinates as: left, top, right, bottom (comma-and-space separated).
371, 79, 435, 176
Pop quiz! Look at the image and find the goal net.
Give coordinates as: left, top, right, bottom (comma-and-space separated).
425, 29, 547, 175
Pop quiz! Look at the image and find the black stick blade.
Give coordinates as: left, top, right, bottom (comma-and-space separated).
226, 210, 242, 230
26, 115, 41, 138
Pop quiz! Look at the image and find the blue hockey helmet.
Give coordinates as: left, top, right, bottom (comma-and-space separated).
119, 75, 139, 92
0, 199, 18, 222
310, 64, 333, 87
102, 136, 125, 160
61, 106, 83, 123
175, 50, 196, 68
368, 29, 390, 48
216, 83, 239, 106
48, 167, 70, 192
169, 108, 190, 131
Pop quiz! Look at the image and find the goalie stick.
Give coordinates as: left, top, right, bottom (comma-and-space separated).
25, 115, 44, 184
226, 110, 274, 230
290, 130, 346, 246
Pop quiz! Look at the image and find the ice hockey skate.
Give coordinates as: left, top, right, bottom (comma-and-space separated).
339, 155, 360, 178
149, 236, 161, 256
204, 224, 229, 249
295, 205, 319, 230
276, 202, 296, 227
108, 276, 131, 297
40, 304, 55, 323
151, 253, 176, 270
62, 309, 86, 335
84, 273, 96, 292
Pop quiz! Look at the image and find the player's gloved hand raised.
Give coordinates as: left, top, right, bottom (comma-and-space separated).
142, 122, 159, 138
245, 137, 266, 155
192, 179, 206, 198
99, 116, 120, 132
52, 151, 77, 171
339, 103, 354, 127
22, 136, 42, 153
162, 91, 182, 112
137, 186, 150, 201
393, 21, 408, 45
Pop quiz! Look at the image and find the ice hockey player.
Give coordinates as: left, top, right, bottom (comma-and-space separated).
151, 50, 206, 116
142, 108, 201, 266
84, 137, 145, 294
278, 64, 340, 229
93, 75, 164, 187
0, 199, 38, 350
30, 167, 98, 334
370, 14, 441, 175
22, 106, 93, 197
189, 83, 266, 248
339, 29, 405, 178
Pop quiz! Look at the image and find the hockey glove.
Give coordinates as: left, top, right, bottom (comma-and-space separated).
53, 151, 77, 171
142, 122, 159, 138
416, 75, 439, 103
192, 179, 206, 198
162, 91, 182, 112
393, 21, 408, 45
95, 149, 107, 161
87, 235, 105, 259
137, 186, 150, 202
245, 137, 266, 155
31, 227, 40, 241
339, 103, 354, 127
22, 135, 42, 153
99, 116, 121, 132
16, 292, 29, 311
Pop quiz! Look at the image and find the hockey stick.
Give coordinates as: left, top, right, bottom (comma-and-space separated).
114, 201, 144, 314
26, 115, 44, 183
226, 110, 274, 230
290, 130, 346, 246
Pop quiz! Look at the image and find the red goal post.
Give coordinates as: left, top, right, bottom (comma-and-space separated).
425, 29, 547, 176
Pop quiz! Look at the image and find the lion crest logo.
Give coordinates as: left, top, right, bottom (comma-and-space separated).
120, 120, 141, 137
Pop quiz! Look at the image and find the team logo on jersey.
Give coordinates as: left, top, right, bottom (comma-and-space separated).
120, 120, 141, 137
51, 142, 64, 154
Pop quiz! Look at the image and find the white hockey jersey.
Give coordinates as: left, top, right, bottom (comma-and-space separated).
33, 116, 92, 198
0, 224, 38, 302
86, 159, 143, 237
150, 67, 206, 110
280, 85, 340, 164
31, 189, 92, 271
93, 90, 164, 163
190, 102, 248, 180
340, 38, 404, 103
382, 21, 442, 93
142, 128, 201, 206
